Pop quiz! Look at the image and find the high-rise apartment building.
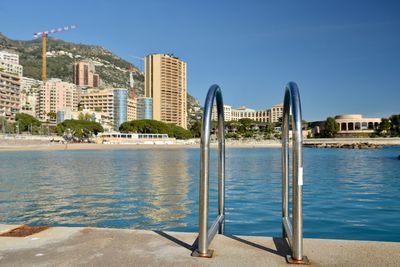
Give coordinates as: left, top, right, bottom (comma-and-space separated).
137, 97, 153, 120
145, 54, 187, 129
80, 88, 114, 119
113, 89, 127, 130
0, 51, 22, 121
73, 61, 101, 88
93, 74, 101, 88
0, 51, 23, 77
80, 88, 135, 130
127, 97, 137, 122
0, 71, 20, 121
36, 79, 78, 121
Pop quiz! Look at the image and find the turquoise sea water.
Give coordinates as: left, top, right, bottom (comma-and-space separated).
0, 147, 399, 242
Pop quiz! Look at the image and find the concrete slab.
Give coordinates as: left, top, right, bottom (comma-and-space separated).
0, 224, 399, 267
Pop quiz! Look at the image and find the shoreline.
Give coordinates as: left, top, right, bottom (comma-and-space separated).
0, 142, 282, 152
1, 137, 400, 152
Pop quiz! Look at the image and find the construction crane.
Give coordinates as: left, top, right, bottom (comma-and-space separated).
130, 55, 144, 71
33, 25, 77, 81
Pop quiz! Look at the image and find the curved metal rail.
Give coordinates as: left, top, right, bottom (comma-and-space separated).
282, 82, 309, 264
192, 84, 225, 258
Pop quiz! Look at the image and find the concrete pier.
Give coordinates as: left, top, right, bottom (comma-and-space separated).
0, 224, 399, 266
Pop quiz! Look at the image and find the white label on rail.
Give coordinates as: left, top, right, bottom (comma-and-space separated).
298, 167, 303, 185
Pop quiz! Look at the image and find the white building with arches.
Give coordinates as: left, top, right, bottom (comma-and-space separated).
335, 114, 381, 133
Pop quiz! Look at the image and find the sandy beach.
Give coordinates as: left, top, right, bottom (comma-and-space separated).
0, 141, 282, 152
2, 137, 400, 152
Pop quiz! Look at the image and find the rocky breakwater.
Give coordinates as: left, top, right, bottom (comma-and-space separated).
305, 142, 383, 149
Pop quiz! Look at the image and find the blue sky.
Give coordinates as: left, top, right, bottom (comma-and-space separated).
1, 0, 399, 121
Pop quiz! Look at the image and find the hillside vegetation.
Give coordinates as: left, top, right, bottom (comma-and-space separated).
0, 33, 202, 127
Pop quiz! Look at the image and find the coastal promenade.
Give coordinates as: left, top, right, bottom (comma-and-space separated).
1, 136, 400, 151
0, 224, 399, 266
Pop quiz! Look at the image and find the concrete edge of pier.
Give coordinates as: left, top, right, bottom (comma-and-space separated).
0, 224, 399, 267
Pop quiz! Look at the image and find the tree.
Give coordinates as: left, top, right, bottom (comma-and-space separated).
56, 120, 104, 140
47, 112, 56, 121
275, 117, 283, 127
377, 118, 391, 137
190, 120, 202, 138
264, 123, 275, 139
238, 118, 254, 133
15, 113, 41, 133
324, 117, 339, 138
0, 117, 15, 134
119, 120, 192, 139
389, 114, 400, 137
78, 113, 93, 121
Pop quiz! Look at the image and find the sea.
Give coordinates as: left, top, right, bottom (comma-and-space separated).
0, 146, 399, 242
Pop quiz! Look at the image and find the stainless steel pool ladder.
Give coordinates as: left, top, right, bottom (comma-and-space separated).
193, 82, 308, 264
191, 84, 225, 258
282, 82, 309, 264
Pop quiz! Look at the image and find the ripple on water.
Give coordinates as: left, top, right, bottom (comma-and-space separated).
0, 147, 399, 241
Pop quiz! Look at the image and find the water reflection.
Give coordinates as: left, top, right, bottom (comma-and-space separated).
142, 149, 190, 228
0, 147, 400, 242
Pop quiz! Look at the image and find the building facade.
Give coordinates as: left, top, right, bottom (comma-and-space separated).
0, 51, 19, 64
270, 103, 283, 123
127, 97, 137, 122
0, 71, 20, 121
212, 105, 232, 121
145, 54, 187, 129
73, 61, 101, 88
0, 51, 22, 121
36, 79, 78, 122
113, 89, 128, 130
230, 106, 270, 123
137, 97, 153, 120
80, 89, 114, 119
56, 108, 113, 131
0, 51, 23, 77
80, 88, 134, 130
335, 114, 381, 133
20, 77, 42, 117
211, 102, 283, 123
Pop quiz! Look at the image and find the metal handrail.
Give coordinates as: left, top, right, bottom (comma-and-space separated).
192, 84, 225, 258
281, 82, 309, 264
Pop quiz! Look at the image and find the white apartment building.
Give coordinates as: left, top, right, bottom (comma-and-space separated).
211, 103, 283, 123
212, 104, 232, 121
0, 51, 23, 77
270, 103, 283, 123
20, 77, 43, 117
231, 106, 270, 123
0, 51, 19, 64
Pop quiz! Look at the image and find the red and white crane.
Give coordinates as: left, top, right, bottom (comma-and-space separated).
33, 25, 77, 81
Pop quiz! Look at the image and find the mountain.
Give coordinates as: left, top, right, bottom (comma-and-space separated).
0, 33, 143, 91
0, 33, 202, 127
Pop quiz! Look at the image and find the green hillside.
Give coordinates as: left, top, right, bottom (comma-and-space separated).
0, 33, 202, 127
